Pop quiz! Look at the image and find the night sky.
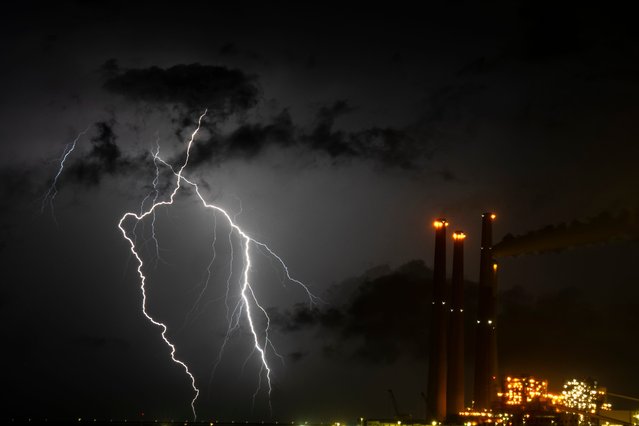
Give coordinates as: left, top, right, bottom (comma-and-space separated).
1, 2, 639, 422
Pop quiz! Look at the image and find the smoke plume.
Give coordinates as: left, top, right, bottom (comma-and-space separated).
493, 210, 639, 258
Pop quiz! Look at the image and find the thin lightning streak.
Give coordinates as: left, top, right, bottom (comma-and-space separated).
180, 212, 218, 331
118, 110, 318, 419
209, 294, 243, 388
149, 136, 163, 264
133, 137, 165, 263
225, 218, 236, 322
41, 126, 91, 222
252, 363, 266, 411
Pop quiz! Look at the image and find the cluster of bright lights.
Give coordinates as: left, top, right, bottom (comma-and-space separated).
459, 410, 514, 425
544, 392, 564, 406
460, 411, 494, 417
433, 219, 448, 229
561, 379, 610, 413
499, 376, 548, 406
453, 232, 466, 240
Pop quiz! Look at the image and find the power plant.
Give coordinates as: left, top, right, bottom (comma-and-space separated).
426, 213, 499, 423
417, 213, 638, 426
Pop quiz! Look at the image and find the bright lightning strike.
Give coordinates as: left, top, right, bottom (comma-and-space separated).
118, 111, 319, 420
41, 126, 91, 221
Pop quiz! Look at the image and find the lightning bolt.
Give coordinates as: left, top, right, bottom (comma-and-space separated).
41, 126, 91, 221
118, 110, 320, 420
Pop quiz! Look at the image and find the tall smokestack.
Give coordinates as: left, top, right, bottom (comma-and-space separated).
488, 261, 499, 404
427, 219, 448, 422
473, 213, 497, 410
447, 231, 465, 421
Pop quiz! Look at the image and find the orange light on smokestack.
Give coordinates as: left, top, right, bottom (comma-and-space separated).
490, 213, 496, 220
453, 232, 466, 240
434, 219, 448, 229
493, 263, 498, 271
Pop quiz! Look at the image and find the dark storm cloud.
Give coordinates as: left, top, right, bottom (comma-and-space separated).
89, 121, 120, 171
102, 61, 260, 114
0, 121, 154, 206
182, 101, 429, 169
219, 42, 239, 57
288, 351, 308, 363
60, 120, 181, 190
272, 259, 639, 376
493, 210, 639, 257
65, 120, 139, 186
271, 260, 440, 363
306, 100, 356, 157
437, 169, 458, 182
303, 101, 428, 168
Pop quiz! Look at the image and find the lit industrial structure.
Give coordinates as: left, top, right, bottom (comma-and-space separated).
418, 213, 638, 426
499, 376, 548, 406
562, 379, 611, 414
426, 214, 498, 422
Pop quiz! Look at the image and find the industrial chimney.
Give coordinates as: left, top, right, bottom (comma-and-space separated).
447, 231, 466, 421
488, 260, 499, 404
427, 219, 448, 422
473, 213, 498, 410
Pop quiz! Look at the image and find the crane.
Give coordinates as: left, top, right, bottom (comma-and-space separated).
387, 389, 412, 421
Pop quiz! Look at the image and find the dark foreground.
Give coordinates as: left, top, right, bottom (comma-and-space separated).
6, 421, 332, 426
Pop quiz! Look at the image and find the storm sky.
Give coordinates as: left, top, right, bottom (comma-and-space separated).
1, 2, 638, 422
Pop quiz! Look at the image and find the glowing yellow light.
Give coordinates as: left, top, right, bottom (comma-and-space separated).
493, 263, 498, 271
453, 232, 466, 240
490, 213, 496, 220
433, 219, 448, 229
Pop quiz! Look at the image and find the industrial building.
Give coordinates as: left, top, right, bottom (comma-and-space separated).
365, 213, 637, 426
421, 213, 637, 426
